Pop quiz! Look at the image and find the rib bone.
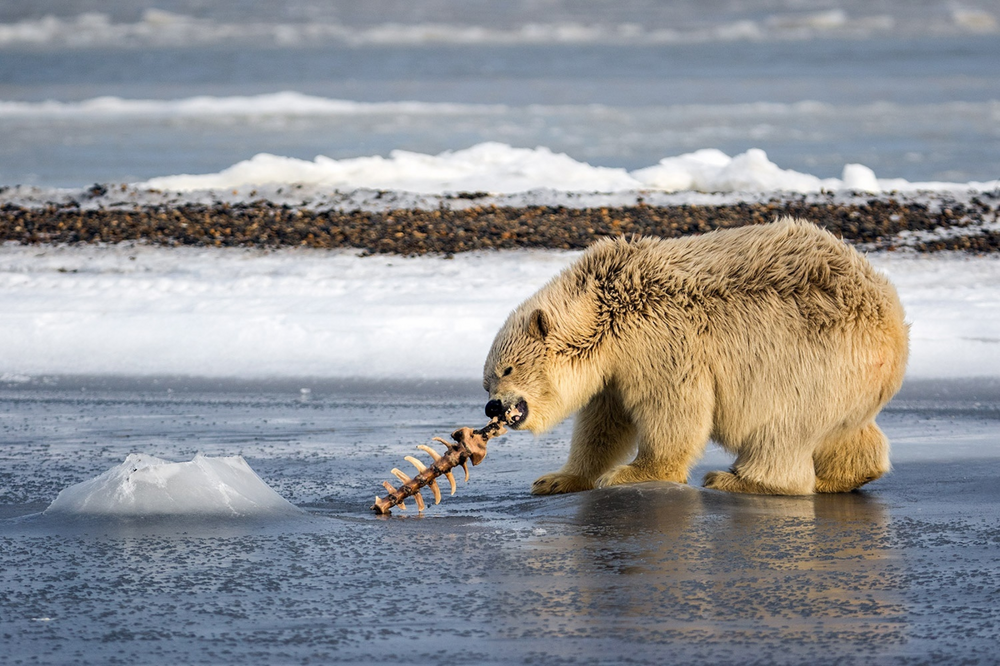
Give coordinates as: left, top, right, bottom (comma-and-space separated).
404, 456, 427, 473
381, 481, 406, 510
406, 454, 441, 504
416, 444, 441, 461
427, 479, 442, 504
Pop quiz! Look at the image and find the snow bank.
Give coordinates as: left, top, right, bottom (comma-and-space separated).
137, 143, 997, 195
0, 245, 997, 381
44, 453, 302, 517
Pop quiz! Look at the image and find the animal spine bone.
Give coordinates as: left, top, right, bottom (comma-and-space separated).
371, 406, 520, 516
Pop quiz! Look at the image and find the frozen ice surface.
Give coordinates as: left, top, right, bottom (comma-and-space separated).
44, 453, 303, 518
0, 245, 997, 381
1, 380, 999, 664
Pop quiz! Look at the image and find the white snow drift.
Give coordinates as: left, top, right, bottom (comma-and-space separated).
137, 143, 998, 195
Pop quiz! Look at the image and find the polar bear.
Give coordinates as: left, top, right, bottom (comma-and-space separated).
483, 218, 908, 496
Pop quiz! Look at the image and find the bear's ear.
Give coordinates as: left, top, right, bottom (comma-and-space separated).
528, 308, 551, 341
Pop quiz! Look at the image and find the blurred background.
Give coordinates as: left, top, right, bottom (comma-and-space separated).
1, 0, 998, 186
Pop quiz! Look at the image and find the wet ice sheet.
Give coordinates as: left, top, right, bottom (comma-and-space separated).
1, 379, 999, 664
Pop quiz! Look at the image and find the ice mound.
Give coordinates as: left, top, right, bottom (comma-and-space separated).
45, 454, 303, 518
631, 148, 877, 193
141, 142, 640, 194
136, 142, 998, 196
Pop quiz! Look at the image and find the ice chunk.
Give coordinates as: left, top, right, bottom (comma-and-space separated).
629, 148, 732, 191
44, 453, 303, 517
632, 148, 838, 193
841, 163, 880, 193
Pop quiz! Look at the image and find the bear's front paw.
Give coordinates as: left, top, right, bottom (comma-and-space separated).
531, 473, 593, 495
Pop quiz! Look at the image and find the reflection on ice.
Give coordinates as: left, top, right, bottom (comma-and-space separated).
44, 453, 303, 518
510, 483, 901, 646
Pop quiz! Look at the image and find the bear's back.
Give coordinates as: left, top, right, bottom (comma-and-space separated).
571, 218, 899, 334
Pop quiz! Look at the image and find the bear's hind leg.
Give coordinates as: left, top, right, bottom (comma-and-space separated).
532, 386, 636, 495
702, 467, 812, 495
704, 430, 818, 495
814, 421, 890, 493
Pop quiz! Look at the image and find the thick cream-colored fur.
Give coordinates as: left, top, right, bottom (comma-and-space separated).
483, 218, 908, 496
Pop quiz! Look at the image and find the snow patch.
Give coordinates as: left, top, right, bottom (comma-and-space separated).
0, 245, 997, 381
44, 453, 303, 517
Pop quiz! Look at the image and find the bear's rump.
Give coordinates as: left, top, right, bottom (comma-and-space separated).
704, 304, 901, 454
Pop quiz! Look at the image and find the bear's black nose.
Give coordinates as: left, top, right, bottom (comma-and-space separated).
485, 399, 504, 419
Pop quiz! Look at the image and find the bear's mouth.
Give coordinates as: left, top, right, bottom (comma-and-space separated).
507, 399, 528, 428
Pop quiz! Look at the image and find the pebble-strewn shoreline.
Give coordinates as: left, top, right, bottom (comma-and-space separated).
2, 194, 998, 254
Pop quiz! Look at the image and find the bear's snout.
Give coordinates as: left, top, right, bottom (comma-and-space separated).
485, 398, 529, 428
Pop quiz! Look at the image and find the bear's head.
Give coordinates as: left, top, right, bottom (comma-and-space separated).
484, 251, 614, 434
483, 294, 605, 434
483, 306, 555, 433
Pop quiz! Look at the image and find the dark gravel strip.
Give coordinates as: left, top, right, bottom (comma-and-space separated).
2, 194, 998, 254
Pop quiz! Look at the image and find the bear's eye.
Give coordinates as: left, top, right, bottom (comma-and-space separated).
502, 366, 513, 377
